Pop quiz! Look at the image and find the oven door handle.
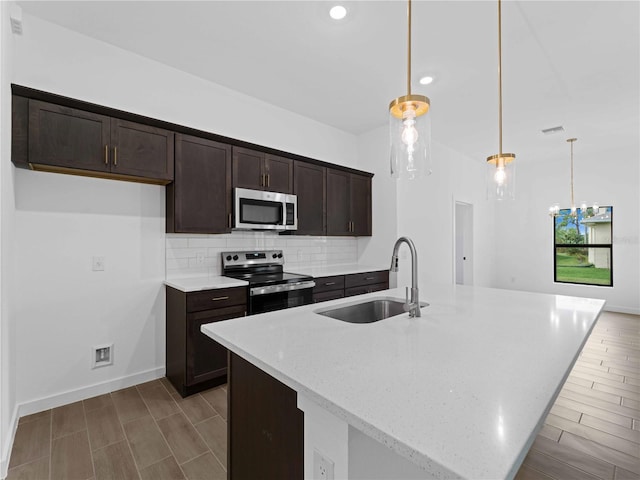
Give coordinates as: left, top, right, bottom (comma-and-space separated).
250, 281, 316, 296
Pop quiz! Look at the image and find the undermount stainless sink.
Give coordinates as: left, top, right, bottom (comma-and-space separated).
314, 297, 428, 324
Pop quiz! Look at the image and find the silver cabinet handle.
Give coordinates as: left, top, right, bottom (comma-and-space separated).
365, 277, 375, 281
211, 296, 229, 301
325, 282, 336, 286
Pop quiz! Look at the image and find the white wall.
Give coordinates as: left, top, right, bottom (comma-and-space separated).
9, 10, 358, 421
356, 126, 398, 272
1, 2, 17, 476
357, 124, 496, 292
493, 143, 640, 314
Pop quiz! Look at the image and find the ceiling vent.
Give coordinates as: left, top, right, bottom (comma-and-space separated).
541, 125, 565, 135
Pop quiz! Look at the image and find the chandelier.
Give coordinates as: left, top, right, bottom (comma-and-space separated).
549, 138, 599, 217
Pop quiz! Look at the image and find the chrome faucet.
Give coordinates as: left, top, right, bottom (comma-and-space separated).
389, 236, 421, 317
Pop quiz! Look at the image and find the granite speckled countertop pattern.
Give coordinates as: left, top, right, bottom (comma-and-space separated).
201, 282, 605, 479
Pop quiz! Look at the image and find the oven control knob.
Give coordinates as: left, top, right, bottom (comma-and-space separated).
272, 253, 278, 259
233, 255, 239, 261
226, 255, 232, 261
277, 253, 283, 258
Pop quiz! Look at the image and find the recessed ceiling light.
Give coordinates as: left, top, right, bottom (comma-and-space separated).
419, 76, 434, 85
329, 5, 347, 20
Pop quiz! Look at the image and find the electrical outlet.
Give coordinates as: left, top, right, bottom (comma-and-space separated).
195, 252, 206, 265
92, 344, 113, 369
313, 450, 334, 480
92, 256, 105, 271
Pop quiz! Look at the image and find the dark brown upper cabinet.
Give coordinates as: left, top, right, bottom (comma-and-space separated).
232, 146, 293, 194
167, 134, 232, 233
26, 99, 174, 184
293, 161, 326, 235
326, 168, 372, 236
350, 173, 372, 236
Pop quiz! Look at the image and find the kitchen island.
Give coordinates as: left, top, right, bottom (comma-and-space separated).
202, 282, 605, 479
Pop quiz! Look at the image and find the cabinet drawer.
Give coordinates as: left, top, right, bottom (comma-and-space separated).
187, 287, 247, 313
344, 270, 389, 289
313, 290, 345, 304
344, 282, 388, 298
313, 275, 345, 293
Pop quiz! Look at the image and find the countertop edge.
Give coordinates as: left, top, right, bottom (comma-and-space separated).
201, 322, 461, 478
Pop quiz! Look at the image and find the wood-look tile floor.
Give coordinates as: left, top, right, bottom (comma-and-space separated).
516, 311, 640, 480
7, 312, 639, 480
7, 379, 227, 480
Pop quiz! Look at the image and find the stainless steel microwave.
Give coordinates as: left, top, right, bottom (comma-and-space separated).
234, 187, 297, 231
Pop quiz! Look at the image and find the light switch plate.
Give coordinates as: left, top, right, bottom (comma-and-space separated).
92, 256, 105, 271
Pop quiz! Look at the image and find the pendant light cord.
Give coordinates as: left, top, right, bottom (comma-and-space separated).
407, 0, 412, 96
498, 0, 503, 156
570, 139, 575, 209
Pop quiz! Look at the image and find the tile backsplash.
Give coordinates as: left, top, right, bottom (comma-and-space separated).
166, 232, 358, 278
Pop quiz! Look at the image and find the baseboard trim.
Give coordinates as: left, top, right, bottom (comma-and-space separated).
603, 305, 640, 316
1, 404, 19, 480
0, 366, 165, 478
17, 367, 165, 419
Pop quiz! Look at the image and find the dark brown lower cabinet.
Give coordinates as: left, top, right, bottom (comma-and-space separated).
229, 352, 303, 480
313, 274, 345, 303
166, 286, 247, 397
344, 270, 389, 297
313, 270, 389, 303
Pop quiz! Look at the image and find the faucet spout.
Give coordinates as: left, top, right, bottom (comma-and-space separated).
390, 237, 421, 317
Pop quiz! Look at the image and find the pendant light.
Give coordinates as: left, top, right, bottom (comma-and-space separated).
486, 0, 516, 200
548, 138, 599, 217
390, 0, 431, 180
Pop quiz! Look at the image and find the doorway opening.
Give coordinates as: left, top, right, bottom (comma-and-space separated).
454, 201, 474, 285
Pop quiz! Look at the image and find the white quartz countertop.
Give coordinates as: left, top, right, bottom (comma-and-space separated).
164, 276, 248, 292
202, 283, 605, 479
291, 263, 389, 277
164, 264, 388, 292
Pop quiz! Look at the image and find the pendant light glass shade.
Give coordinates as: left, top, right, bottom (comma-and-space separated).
486, 153, 516, 200
389, 0, 432, 180
390, 96, 432, 179
486, 0, 516, 200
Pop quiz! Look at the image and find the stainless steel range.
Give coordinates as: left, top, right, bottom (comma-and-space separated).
222, 250, 315, 315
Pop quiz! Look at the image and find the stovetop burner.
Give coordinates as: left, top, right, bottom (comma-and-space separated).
221, 250, 313, 287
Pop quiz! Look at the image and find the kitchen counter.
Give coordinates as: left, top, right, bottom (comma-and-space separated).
292, 263, 389, 277
164, 275, 248, 292
202, 282, 605, 479
164, 264, 388, 292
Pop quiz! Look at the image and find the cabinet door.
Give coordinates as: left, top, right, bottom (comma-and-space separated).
186, 305, 246, 386
294, 161, 326, 235
326, 168, 351, 236
229, 353, 303, 480
110, 119, 174, 181
264, 154, 293, 193
169, 134, 232, 233
350, 174, 372, 236
232, 147, 265, 190
28, 99, 110, 173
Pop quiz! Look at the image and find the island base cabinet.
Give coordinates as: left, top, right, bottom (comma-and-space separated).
228, 352, 303, 480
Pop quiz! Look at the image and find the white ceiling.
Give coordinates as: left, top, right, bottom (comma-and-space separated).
16, 1, 640, 164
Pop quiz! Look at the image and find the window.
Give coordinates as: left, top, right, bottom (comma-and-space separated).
554, 206, 613, 286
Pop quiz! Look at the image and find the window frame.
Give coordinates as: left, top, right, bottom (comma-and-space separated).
553, 206, 613, 287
